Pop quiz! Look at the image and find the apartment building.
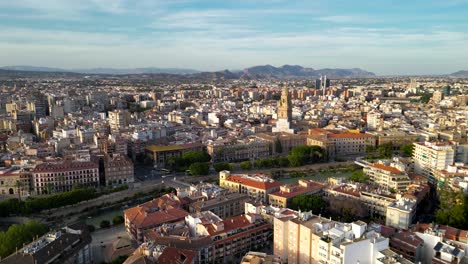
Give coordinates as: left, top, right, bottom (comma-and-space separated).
124, 193, 189, 242
219, 171, 283, 204
108, 109, 131, 132
324, 183, 396, 218
268, 179, 324, 208
103, 154, 134, 187
360, 159, 411, 191
370, 130, 419, 148
386, 197, 417, 229
207, 137, 271, 162
144, 211, 272, 264
32, 161, 99, 195
389, 231, 424, 262
124, 243, 196, 264
0, 223, 92, 264
273, 210, 390, 264
307, 128, 376, 159
188, 192, 250, 219
413, 141, 455, 182
241, 251, 282, 264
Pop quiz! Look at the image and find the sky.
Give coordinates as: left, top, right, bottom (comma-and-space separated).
0, 0, 468, 75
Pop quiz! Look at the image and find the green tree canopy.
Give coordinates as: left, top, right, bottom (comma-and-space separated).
400, 144, 415, 157
435, 188, 468, 229
188, 162, 210, 175
288, 145, 326, 167
182, 151, 211, 164
213, 162, 232, 172
0, 221, 48, 258
348, 170, 369, 183
240, 161, 252, 170
289, 194, 325, 213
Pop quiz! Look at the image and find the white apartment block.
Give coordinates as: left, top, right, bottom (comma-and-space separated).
413, 141, 455, 181
273, 210, 391, 264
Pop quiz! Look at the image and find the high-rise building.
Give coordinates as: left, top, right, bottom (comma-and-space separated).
273, 210, 390, 264
108, 109, 131, 132
272, 85, 294, 133
442, 85, 451, 96
366, 109, 382, 131
433, 90, 444, 102
413, 141, 455, 182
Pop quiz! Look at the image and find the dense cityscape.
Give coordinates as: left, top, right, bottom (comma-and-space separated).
0, 71, 466, 264
1, 0, 468, 263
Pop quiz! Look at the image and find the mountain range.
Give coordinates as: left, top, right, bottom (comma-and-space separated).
2, 64, 468, 78
0, 66, 200, 75
0, 65, 376, 78
450, 70, 468, 77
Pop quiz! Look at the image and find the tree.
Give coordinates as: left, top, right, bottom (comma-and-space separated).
378, 143, 393, 158
400, 144, 415, 157
182, 151, 211, 164
290, 194, 325, 213
288, 145, 325, 167
348, 170, 369, 183
188, 162, 210, 175
112, 215, 124, 225
0, 221, 48, 258
435, 188, 468, 229
100, 220, 111, 229
277, 157, 290, 167
213, 162, 232, 172
240, 161, 252, 170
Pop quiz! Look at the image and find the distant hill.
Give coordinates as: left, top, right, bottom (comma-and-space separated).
1, 66, 68, 72
72, 67, 200, 75
0, 66, 200, 75
450, 70, 468, 77
0, 64, 376, 79
243, 65, 375, 78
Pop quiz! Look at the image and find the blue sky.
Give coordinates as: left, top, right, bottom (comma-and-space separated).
0, 0, 467, 75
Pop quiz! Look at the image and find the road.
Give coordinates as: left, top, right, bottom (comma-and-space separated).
91, 225, 127, 263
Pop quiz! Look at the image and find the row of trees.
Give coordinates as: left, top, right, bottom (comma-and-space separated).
435, 188, 468, 229
167, 150, 211, 174
239, 145, 326, 170
0, 221, 48, 258
0, 188, 97, 217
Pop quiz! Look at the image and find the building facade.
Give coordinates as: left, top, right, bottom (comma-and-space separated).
219, 171, 283, 204
32, 161, 99, 195
413, 141, 455, 182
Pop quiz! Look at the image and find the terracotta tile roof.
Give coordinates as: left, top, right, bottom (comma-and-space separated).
33, 161, 98, 172
204, 215, 254, 236
328, 132, 373, 139
391, 231, 424, 247
124, 194, 189, 229
226, 174, 283, 190
331, 185, 361, 197
157, 247, 196, 264
372, 163, 403, 174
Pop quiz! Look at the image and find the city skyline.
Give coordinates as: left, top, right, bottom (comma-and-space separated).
1, 0, 468, 75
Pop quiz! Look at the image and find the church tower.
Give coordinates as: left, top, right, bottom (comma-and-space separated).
277, 86, 292, 121
273, 84, 294, 134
